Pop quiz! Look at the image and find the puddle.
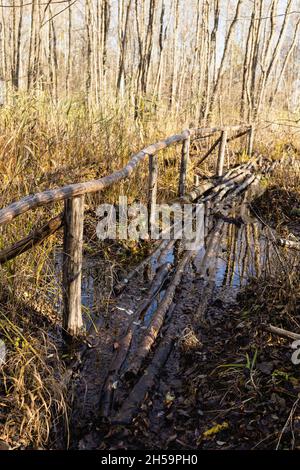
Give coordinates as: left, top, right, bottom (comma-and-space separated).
51, 204, 299, 335
215, 222, 274, 288
142, 289, 167, 327
52, 251, 109, 331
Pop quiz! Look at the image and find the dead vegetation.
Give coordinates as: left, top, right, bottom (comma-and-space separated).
0, 0, 299, 453
0, 298, 68, 449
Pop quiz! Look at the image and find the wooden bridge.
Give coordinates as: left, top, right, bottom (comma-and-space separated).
0, 124, 254, 338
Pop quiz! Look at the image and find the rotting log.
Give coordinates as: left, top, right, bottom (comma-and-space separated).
125, 250, 195, 378
100, 326, 134, 418
101, 264, 172, 418
63, 196, 84, 337
179, 181, 214, 203
0, 213, 63, 265
112, 333, 174, 425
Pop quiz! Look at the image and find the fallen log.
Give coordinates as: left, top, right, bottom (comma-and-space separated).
179, 181, 215, 203
100, 326, 134, 418
114, 239, 169, 293
101, 262, 172, 418
125, 249, 195, 378
112, 332, 174, 425
202, 171, 252, 204
212, 172, 253, 204
224, 174, 258, 203
135, 262, 173, 320
0, 213, 63, 265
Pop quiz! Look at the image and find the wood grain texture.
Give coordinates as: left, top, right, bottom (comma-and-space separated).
0, 213, 63, 265
0, 126, 249, 227
63, 196, 84, 337
178, 130, 190, 197
216, 130, 228, 177
148, 153, 158, 234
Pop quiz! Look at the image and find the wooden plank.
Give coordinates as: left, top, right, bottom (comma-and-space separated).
0, 213, 63, 265
178, 131, 191, 197
148, 154, 158, 234
63, 196, 84, 337
216, 130, 228, 177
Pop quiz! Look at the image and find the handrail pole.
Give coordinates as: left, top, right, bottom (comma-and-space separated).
216, 130, 228, 177
62, 195, 84, 338
0, 125, 252, 228
247, 125, 254, 156
148, 154, 158, 235
178, 131, 190, 197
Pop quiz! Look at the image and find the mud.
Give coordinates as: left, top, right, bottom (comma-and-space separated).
58, 192, 299, 450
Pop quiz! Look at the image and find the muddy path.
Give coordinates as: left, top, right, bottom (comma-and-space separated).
62, 156, 300, 450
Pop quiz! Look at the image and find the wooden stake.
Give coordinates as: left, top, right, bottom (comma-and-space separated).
148, 154, 158, 234
247, 125, 254, 156
63, 196, 84, 337
216, 130, 228, 177
178, 131, 190, 197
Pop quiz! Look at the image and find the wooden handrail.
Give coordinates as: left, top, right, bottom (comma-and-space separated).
0, 213, 63, 264
0, 125, 250, 227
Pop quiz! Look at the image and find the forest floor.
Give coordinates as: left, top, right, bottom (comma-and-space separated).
69, 174, 300, 451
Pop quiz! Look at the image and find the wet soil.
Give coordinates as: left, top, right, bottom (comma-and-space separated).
65, 196, 300, 450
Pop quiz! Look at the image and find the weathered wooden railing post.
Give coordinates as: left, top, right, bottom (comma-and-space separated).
63, 195, 84, 337
216, 129, 228, 177
148, 154, 158, 235
178, 130, 191, 197
247, 125, 254, 156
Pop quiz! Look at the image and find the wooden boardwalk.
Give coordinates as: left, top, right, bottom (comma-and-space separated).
0, 124, 254, 337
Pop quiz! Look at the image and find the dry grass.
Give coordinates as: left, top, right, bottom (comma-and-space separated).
0, 300, 68, 449
246, 146, 300, 331
0, 92, 299, 448
0, 92, 191, 448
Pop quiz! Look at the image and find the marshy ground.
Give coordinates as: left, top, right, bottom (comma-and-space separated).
0, 102, 300, 451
